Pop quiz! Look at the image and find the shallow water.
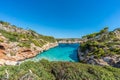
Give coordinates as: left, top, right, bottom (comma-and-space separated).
29, 43, 80, 62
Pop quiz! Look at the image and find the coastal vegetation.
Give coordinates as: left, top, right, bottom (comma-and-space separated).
0, 59, 120, 80
1, 21, 120, 80
79, 27, 120, 67
80, 27, 120, 57
0, 21, 57, 62
0, 21, 56, 47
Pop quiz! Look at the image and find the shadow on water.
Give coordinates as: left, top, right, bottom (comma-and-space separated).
59, 43, 80, 62
69, 50, 79, 62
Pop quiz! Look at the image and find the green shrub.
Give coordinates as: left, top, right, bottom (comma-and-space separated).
80, 27, 120, 58
0, 60, 120, 80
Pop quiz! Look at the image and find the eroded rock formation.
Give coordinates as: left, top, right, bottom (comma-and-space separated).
0, 22, 58, 65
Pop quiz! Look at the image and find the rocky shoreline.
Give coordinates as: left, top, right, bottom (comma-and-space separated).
77, 48, 109, 66
0, 42, 58, 65
58, 40, 81, 44
77, 28, 120, 68
0, 21, 59, 66
78, 45, 120, 68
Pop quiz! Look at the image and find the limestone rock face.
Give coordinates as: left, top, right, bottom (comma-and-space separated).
58, 40, 81, 43
0, 38, 58, 65
0, 21, 58, 65
78, 48, 120, 66
113, 28, 120, 39
78, 28, 120, 67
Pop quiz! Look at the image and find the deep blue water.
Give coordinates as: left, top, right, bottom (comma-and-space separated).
29, 43, 79, 62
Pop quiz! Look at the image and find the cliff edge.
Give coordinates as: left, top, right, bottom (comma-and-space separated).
78, 27, 120, 68
0, 21, 58, 65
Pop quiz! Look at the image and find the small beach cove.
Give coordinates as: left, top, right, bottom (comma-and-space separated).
28, 43, 80, 62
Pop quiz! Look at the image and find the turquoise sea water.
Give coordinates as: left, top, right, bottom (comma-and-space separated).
29, 43, 79, 62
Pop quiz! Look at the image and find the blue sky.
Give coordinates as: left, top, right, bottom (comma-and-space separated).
0, 0, 120, 38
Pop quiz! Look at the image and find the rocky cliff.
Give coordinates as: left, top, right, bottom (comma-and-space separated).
0, 21, 58, 65
57, 38, 82, 43
78, 27, 120, 67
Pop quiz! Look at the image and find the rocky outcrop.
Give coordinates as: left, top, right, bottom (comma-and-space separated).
0, 41, 58, 65
58, 40, 82, 43
0, 21, 58, 65
78, 28, 120, 68
113, 28, 120, 39
78, 47, 120, 66
0, 23, 27, 33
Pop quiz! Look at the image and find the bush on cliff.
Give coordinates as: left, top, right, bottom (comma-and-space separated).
80, 27, 120, 58
0, 21, 56, 48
